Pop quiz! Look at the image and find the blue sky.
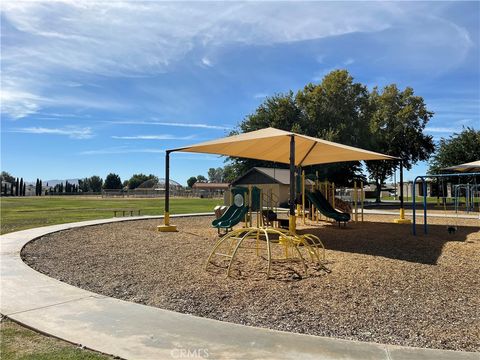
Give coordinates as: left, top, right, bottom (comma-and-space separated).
1, 1, 479, 185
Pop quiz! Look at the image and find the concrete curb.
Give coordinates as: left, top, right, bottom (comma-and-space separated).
1, 215, 477, 360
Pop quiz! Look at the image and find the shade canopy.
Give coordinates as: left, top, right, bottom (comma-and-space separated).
172, 127, 396, 166
443, 160, 480, 172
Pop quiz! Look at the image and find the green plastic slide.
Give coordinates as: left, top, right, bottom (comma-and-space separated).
306, 190, 350, 223
212, 205, 249, 229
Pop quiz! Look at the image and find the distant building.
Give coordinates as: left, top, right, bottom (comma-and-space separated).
192, 182, 229, 198
230, 167, 314, 205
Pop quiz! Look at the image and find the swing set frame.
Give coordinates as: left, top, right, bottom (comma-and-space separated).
412, 172, 480, 235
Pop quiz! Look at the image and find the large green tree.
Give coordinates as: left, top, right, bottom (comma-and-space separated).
104, 173, 122, 189
365, 85, 435, 201
429, 127, 480, 174
229, 70, 374, 185
187, 176, 197, 188
127, 173, 156, 189
0, 171, 15, 184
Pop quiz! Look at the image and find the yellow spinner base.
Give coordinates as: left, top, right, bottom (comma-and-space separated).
157, 224, 178, 232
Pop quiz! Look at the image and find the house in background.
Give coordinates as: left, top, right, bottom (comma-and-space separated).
230, 167, 314, 206
192, 182, 229, 198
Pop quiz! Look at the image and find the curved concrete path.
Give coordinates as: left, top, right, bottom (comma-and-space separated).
1, 215, 477, 360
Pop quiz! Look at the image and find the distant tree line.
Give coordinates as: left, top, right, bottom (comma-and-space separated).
1, 172, 169, 196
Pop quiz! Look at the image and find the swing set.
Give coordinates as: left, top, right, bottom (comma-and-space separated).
412, 172, 480, 235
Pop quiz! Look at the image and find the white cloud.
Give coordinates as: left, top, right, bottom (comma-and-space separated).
11, 126, 94, 139
80, 147, 164, 155
111, 134, 195, 140
107, 120, 231, 130
0, 89, 42, 119
201, 57, 213, 67
1, 1, 474, 118
424, 127, 458, 133
253, 93, 268, 99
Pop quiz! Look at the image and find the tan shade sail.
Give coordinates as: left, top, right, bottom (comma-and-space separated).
443, 160, 480, 172
172, 127, 396, 166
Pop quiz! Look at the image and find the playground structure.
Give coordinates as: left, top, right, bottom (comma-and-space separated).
207, 185, 325, 278
298, 171, 365, 226
412, 172, 480, 235
158, 127, 397, 277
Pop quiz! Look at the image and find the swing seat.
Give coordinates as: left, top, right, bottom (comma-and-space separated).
447, 226, 457, 234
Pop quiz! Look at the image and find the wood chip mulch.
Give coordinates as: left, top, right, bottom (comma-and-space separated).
21, 215, 480, 352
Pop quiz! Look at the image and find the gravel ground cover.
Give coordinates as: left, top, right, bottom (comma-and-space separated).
22, 215, 479, 352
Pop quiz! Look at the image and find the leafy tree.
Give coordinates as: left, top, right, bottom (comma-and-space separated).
104, 173, 122, 189
88, 176, 103, 192
196, 175, 207, 183
127, 173, 156, 189
187, 176, 198, 188
78, 179, 89, 192
365, 85, 435, 201
3, 184, 7, 196
35, 179, 39, 196
208, 167, 224, 182
0, 171, 15, 184
39, 180, 42, 196
22, 182, 26, 196
222, 164, 237, 183
429, 127, 480, 174
15, 178, 19, 196
229, 70, 372, 185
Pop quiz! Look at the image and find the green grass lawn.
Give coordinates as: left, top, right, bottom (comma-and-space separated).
0, 196, 222, 359
0, 196, 222, 234
0, 318, 111, 360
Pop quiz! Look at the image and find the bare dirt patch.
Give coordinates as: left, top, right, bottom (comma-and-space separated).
22, 215, 480, 352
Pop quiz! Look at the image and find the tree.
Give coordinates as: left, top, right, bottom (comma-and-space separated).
229, 70, 373, 185
104, 173, 122, 189
222, 164, 237, 183
208, 167, 224, 182
196, 175, 207, 183
15, 178, 19, 196
3, 184, 7, 196
0, 171, 15, 184
39, 180, 42, 196
365, 85, 435, 201
22, 182, 26, 196
187, 176, 198, 188
429, 127, 480, 174
127, 173, 156, 189
88, 176, 103, 192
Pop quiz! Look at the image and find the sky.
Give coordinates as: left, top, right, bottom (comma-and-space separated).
1, 1, 479, 185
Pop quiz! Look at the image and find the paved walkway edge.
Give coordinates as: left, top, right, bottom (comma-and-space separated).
1, 215, 477, 360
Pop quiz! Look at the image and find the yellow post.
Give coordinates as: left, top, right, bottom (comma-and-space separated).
289, 215, 296, 233
302, 170, 306, 224
360, 181, 364, 222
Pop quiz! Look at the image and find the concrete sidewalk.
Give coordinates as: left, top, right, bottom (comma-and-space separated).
1, 215, 478, 360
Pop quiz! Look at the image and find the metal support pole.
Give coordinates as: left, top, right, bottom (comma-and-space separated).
423, 179, 428, 234
289, 135, 296, 233
394, 160, 411, 224
412, 177, 417, 235
157, 150, 177, 232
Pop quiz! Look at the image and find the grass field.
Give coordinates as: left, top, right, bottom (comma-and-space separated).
0, 196, 221, 234
0, 318, 111, 360
0, 195, 221, 359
